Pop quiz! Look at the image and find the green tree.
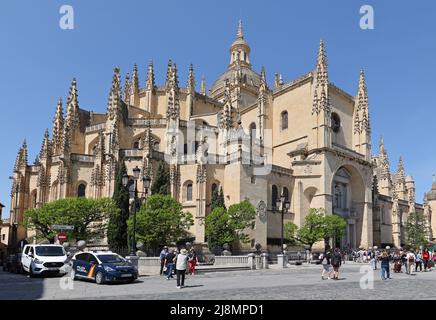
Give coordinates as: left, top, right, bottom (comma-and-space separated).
24, 197, 118, 242
107, 162, 130, 249
406, 212, 428, 249
211, 186, 226, 211
205, 200, 256, 252
205, 207, 234, 252
128, 194, 193, 254
151, 161, 170, 195
323, 214, 347, 245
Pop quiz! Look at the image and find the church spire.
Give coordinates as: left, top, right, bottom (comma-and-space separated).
107, 67, 122, 120
379, 136, 385, 155
146, 60, 155, 90
229, 20, 251, 68
397, 156, 405, 182
315, 39, 328, 86
187, 64, 195, 94
65, 78, 79, 131
20, 139, 28, 169
165, 59, 173, 90
52, 97, 64, 155
131, 64, 139, 96
123, 72, 131, 105
200, 76, 206, 95
39, 129, 51, 160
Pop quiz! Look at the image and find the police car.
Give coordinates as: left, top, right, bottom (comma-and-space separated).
70, 251, 138, 284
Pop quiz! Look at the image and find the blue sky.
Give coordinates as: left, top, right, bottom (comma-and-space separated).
0, 0, 435, 216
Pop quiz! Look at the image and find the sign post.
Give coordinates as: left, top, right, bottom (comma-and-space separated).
51, 225, 74, 231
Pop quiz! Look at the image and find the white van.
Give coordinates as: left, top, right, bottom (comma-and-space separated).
21, 244, 68, 276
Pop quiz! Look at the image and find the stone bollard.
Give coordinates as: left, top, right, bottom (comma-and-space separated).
247, 253, 256, 270
277, 254, 287, 268
261, 253, 269, 269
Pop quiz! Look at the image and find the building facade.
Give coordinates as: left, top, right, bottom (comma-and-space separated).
8, 21, 432, 252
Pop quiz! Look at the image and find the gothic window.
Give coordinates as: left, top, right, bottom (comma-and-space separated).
186, 183, 193, 202
283, 187, 289, 202
272, 185, 278, 210
92, 144, 98, 155
133, 140, 140, 149
78, 184, 86, 198
32, 191, 37, 208
334, 184, 343, 209
211, 183, 218, 195
153, 141, 160, 151
331, 113, 341, 133
281, 111, 288, 130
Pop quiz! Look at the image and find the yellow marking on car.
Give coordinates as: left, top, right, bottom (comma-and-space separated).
87, 264, 96, 277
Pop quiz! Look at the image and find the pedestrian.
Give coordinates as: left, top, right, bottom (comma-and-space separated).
159, 246, 168, 276
380, 251, 391, 280
165, 249, 176, 280
331, 248, 342, 280
175, 248, 189, 289
320, 246, 332, 280
400, 250, 407, 273
406, 250, 415, 275
415, 250, 423, 272
188, 248, 198, 275
393, 251, 402, 273
422, 248, 430, 271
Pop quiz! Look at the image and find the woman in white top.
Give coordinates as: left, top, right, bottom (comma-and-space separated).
175, 248, 189, 288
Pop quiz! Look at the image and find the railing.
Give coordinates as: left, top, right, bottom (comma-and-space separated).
127, 118, 166, 127
213, 256, 249, 266
85, 123, 106, 133
121, 149, 143, 157
71, 154, 95, 163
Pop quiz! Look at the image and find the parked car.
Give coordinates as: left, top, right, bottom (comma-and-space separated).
21, 244, 68, 276
70, 251, 138, 284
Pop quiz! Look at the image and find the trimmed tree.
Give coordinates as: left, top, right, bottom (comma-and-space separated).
211, 186, 226, 211
151, 161, 170, 195
24, 197, 118, 242
406, 212, 428, 249
107, 162, 130, 249
128, 194, 193, 254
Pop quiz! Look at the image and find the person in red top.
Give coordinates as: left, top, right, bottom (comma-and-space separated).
423, 248, 430, 272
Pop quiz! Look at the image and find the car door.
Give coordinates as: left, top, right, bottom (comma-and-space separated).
73, 253, 90, 277
22, 246, 30, 270
86, 254, 99, 279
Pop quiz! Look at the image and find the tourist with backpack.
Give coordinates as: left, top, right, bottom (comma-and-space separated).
321, 246, 333, 280
406, 250, 415, 275
331, 248, 342, 280
164, 249, 176, 279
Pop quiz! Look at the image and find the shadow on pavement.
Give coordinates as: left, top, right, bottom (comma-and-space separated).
0, 270, 45, 300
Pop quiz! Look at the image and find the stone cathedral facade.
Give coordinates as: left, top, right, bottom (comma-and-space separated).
8, 22, 434, 251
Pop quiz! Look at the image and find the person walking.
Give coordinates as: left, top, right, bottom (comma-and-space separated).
321, 246, 333, 280
159, 246, 168, 276
188, 248, 198, 275
175, 248, 189, 289
331, 248, 342, 280
400, 250, 407, 273
164, 249, 176, 280
406, 250, 416, 275
415, 250, 423, 272
393, 251, 402, 273
422, 248, 430, 272
380, 251, 391, 280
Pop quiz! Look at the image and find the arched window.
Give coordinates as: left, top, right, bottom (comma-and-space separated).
334, 184, 343, 209
272, 185, 278, 210
331, 113, 341, 133
32, 191, 37, 208
133, 140, 140, 149
281, 111, 288, 130
78, 184, 86, 198
249, 122, 256, 139
186, 183, 193, 202
283, 187, 289, 202
211, 183, 218, 195
153, 141, 160, 151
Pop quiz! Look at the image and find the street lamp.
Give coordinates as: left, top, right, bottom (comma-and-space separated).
276, 192, 290, 254
123, 166, 151, 257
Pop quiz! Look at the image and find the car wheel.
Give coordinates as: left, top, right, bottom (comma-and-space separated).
95, 271, 104, 285
70, 269, 77, 281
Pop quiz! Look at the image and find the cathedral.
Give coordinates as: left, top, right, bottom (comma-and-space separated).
8, 21, 435, 252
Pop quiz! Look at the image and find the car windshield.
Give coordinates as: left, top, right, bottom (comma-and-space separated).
97, 254, 125, 264
35, 246, 65, 256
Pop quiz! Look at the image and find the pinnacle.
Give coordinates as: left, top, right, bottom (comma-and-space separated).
237, 19, 244, 39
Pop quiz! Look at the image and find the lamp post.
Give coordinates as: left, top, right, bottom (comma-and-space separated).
122, 166, 151, 257
276, 192, 290, 254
